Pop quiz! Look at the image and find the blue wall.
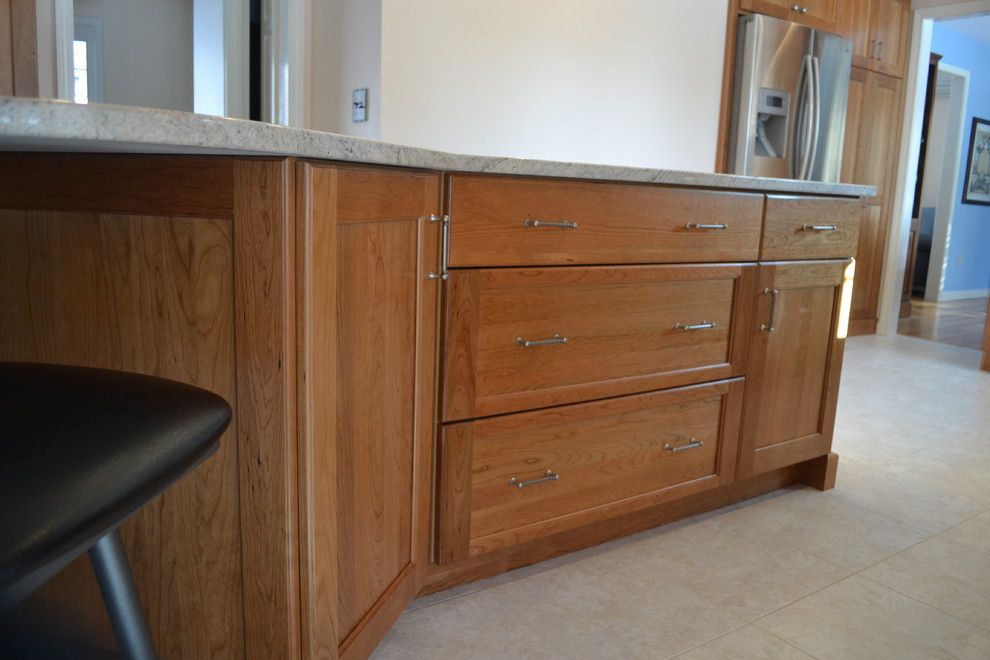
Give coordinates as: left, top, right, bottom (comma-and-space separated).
931, 24, 990, 295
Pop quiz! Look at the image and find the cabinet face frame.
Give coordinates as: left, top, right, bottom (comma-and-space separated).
737, 259, 852, 477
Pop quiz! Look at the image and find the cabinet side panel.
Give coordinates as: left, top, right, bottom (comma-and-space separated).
0, 209, 243, 658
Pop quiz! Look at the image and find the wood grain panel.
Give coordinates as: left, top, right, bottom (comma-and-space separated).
761, 196, 863, 261
0, 154, 236, 218
738, 260, 850, 478
0, 0, 12, 95
295, 162, 339, 659
335, 218, 417, 642
232, 159, 299, 660
436, 380, 744, 560
446, 174, 763, 266
422, 459, 807, 596
435, 423, 474, 564
296, 162, 441, 659
851, 204, 883, 323
870, 0, 909, 77
9, 0, 37, 96
442, 264, 757, 420
0, 209, 243, 658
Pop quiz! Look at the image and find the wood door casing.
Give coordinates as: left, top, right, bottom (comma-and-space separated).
296, 163, 441, 660
738, 260, 852, 477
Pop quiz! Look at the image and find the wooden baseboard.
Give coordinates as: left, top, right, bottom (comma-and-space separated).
801, 452, 839, 491
418, 460, 815, 596
848, 317, 877, 336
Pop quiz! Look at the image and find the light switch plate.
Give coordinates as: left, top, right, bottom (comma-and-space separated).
352, 88, 368, 123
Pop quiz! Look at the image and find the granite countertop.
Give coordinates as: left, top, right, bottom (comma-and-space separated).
0, 98, 875, 198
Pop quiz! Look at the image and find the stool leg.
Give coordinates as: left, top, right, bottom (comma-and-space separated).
89, 529, 157, 660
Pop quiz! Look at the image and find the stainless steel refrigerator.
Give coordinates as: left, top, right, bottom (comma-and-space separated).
728, 14, 852, 182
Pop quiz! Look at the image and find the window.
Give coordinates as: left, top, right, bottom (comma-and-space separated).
73, 16, 103, 104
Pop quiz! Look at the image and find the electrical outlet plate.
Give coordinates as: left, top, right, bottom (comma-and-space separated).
352, 88, 368, 123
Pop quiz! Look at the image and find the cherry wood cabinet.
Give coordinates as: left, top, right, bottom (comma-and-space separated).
0, 153, 864, 659
842, 0, 910, 77
295, 163, 442, 660
737, 260, 852, 476
740, 0, 841, 31
842, 67, 903, 333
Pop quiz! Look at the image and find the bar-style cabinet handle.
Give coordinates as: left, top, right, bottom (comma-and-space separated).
761, 288, 780, 333
515, 333, 568, 348
509, 470, 560, 489
685, 222, 728, 230
523, 218, 578, 229
664, 439, 704, 453
674, 321, 717, 331
801, 224, 838, 232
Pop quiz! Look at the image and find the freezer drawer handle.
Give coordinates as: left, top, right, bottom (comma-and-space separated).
509, 470, 560, 489
801, 224, 838, 232
523, 218, 578, 230
664, 439, 705, 453
515, 333, 568, 348
685, 222, 728, 230
675, 321, 717, 331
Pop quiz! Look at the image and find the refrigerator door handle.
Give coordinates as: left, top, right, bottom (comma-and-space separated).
806, 55, 822, 180
796, 54, 815, 180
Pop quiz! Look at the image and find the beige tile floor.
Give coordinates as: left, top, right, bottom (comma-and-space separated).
374, 334, 990, 659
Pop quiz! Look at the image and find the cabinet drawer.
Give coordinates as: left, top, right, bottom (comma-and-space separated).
761, 196, 863, 260
442, 264, 757, 421
435, 379, 744, 561
446, 174, 764, 266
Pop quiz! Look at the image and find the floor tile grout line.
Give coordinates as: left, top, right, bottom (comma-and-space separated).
854, 571, 990, 639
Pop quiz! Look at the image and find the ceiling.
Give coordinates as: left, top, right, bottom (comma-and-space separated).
937, 13, 990, 45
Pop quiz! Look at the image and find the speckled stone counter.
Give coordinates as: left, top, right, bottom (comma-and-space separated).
0, 97, 876, 198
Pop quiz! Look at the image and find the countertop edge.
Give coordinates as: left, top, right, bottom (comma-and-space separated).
0, 98, 877, 198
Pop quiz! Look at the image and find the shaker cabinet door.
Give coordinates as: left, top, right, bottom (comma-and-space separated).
737, 260, 852, 477
296, 163, 442, 660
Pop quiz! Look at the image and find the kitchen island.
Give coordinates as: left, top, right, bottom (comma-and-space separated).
0, 98, 874, 660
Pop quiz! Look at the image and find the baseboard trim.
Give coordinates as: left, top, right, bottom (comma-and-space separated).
937, 288, 989, 302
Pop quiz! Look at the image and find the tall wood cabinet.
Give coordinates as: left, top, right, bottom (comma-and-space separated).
739, 0, 841, 31
842, 67, 903, 332
295, 163, 442, 660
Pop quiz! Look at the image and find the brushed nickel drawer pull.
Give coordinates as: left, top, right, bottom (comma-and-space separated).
509, 470, 560, 489
523, 218, 578, 229
664, 439, 704, 453
686, 222, 728, 230
802, 224, 838, 232
675, 321, 716, 331
762, 288, 780, 333
515, 333, 568, 348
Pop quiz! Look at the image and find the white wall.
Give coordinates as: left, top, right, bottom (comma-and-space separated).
308, 0, 381, 138
74, 0, 193, 112
379, 0, 728, 170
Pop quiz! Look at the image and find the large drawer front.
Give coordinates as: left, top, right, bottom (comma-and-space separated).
435, 379, 744, 561
442, 264, 757, 421
761, 196, 863, 260
446, 174, 764, 266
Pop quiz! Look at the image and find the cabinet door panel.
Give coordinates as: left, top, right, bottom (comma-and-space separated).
871, 0, 909, 77
738, 260, 852, 477
296, 163, 441, 660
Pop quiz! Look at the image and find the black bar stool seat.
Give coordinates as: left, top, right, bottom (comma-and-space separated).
0, 362, 232, 658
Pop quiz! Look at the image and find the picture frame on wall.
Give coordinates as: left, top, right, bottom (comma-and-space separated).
962, 116, 990, 206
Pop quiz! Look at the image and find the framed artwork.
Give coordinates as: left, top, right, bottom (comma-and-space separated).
962, 116, 990, 206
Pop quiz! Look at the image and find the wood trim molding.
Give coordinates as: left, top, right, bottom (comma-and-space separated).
233, 158, 301, 660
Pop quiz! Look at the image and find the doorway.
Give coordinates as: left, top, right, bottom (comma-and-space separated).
885, 8, 990, 358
